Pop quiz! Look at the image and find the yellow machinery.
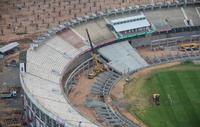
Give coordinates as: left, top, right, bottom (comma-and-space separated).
178, 43, 199, 51
153, 93, 160, 105
86, 29, 104, 79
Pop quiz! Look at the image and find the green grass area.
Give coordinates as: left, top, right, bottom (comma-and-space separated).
125, 62, 200, 127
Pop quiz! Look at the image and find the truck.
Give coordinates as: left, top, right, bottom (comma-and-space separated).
0, 90, 17, 99
178, 43, 199, 51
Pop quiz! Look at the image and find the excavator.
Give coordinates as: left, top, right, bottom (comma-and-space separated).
86, 28, 104, 79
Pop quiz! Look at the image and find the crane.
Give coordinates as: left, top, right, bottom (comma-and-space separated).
86, 28, 104, 79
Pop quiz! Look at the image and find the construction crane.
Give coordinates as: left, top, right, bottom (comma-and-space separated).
86, 28, 104, 79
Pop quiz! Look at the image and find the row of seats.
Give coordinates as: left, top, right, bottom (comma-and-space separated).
22, 72, 98, 127
26, 61, 61, 83
23, 30, 98, 126
88, 70, 137, 126
85, 99, 136, 127
46, 36, 82, 59
26, 35, 83, 83
91, 71, 120, 96
183, 7, 200, 26
94, 101, 137, 127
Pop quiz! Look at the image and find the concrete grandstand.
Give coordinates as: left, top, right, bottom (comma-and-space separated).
19, 1, 200, 127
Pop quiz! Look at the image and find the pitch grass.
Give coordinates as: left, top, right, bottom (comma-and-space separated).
124, 62, 200, 127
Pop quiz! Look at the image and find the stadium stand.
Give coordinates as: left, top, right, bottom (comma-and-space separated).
22, 74, 98, 127
89, 71, 138, 127
98, 41, 148, 74
20, 30, 99, 127
26, 44, 69, 83
184, 7, 200, 26
91, 71, 121, 96
46, 36, 82, 59
73, 19, 116, 45
145, 8, 186, 28
93, 101, 137, 127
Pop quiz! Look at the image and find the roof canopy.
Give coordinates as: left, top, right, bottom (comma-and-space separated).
0, 42, 19, 53
110, 14, 150, 33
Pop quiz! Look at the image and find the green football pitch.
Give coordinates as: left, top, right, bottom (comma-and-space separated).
125, 62, 200, 127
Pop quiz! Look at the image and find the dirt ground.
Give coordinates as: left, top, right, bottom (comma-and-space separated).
137, 46, 186, 58
68, 72, 104, 126
0, 66, 24, 127
137, 41, 200, 59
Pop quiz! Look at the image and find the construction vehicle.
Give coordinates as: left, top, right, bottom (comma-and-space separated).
0, 117, 22, 127
153, 93, 160, 105
86, 28, 104, 79
0, 90, 17, 99
178, 43, 199, 51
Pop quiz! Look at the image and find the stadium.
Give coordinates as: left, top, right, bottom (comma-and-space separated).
15, 0, 200, 127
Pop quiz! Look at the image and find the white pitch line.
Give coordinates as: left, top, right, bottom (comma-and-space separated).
168, 94, 173, 106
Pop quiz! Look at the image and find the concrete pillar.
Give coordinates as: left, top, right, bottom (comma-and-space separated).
36, 119, 40, 127
28, 109, 32, 120
44, 114, 47, 127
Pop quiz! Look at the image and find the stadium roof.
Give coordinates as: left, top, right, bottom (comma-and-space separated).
0, 42, 19, 53
110, 14, 150, 33
110, 14, 146, 24
98, 41, 148, 74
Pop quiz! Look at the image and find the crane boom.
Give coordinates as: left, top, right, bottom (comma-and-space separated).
86, 28, 95, 54
85, 28, 104, 79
